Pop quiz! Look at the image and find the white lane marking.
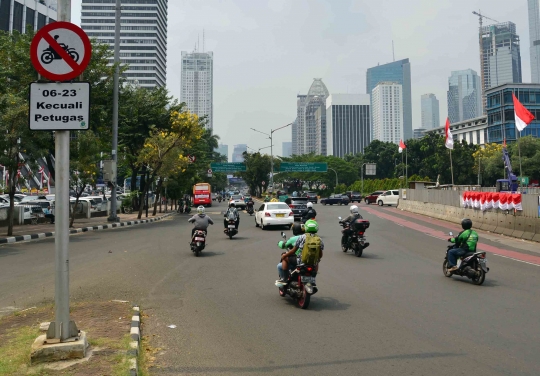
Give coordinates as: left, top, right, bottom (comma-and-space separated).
492, 254, 540, 267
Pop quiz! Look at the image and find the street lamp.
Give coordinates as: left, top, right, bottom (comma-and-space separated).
251, 123, 292, 191
328, 168, 338, 189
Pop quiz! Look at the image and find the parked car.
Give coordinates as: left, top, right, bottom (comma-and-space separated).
320, 194, 350, 206
345, 191, 362, 203
302, 191, 318, 204
288, 197, 309, 221
364, 191, 384, 204
254, 202, 294, 230
229, 194, 246, 209
377, 190, 400, 206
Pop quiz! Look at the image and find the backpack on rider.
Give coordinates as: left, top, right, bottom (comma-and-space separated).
301, 220, 322, 265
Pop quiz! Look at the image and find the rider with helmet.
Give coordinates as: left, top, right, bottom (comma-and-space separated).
276, 223, 305, 283
339, 205, 363, 247
277, 219, 324, 285
223, 202, 240, 232
447, 218, 479, 272
301, 201, 317, 223
188, 206, 214, 238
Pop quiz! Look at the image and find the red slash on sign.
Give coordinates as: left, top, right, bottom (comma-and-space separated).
30, 21, 92, 81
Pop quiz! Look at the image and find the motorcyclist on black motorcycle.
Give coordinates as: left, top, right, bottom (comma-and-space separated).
301, 202, 317, 223
339, 205, 362, 247
447, 218, 479, 273
246, 197, 254, 213
223, 202, 240, 232
188, 206, 214, 239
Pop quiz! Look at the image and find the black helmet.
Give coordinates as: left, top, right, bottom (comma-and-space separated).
461, 218, 472, 230
291, 222, 304, 236
229, 202, 235, 208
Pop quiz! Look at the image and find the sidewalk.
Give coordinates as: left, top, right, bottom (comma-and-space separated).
0, 210, 176, 244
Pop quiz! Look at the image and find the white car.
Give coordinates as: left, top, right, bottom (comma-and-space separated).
229, 194, 246, 210
255, 202, 294, 230
377, 190, 400, 206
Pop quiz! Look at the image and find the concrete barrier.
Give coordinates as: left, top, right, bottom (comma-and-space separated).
519, 218, 537, 240
534, 219, 540, 243
480, 212, 498, 232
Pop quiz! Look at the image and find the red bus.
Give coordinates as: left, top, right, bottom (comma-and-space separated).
193, 183, 212, 207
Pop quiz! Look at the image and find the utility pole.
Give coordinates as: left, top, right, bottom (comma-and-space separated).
108, 0, 120, 222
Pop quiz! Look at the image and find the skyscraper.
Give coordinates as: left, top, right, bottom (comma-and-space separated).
326, 94, 370, 158
291, 119, 298, 155
81, 0, 168, 89
372, 82, 403, 144
294, 95, 307, 155
0, 0, 56, 33
232, 144, 247, 163
447, 69, 483, 124
366, 59, 412, 140
420, 94, 440, 130
181, 51, 213, 130
528, 0, 540, 83
216, 144, 228, 161
480, 22, 522, 110
294, 79, 329, 155
282, 142, 292, 158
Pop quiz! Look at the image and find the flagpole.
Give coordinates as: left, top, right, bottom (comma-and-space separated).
401, 150, 404, 187
405, 147, 408, 188
449, 149, 454, 186
517, 128, 523, 192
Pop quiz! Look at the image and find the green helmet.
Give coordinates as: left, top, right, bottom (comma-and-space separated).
278, 240, 285, 249
304, 219, 319, 233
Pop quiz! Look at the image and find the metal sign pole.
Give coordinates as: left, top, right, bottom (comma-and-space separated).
108, 0, 120, 222
55, 0, 72, 341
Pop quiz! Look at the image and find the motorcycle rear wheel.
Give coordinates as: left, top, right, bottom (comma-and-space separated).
442, 260, 452, 277
354, 244, 363, 257
194, 249, 200, 257
297, 285, 311, 309
472, 268, 486, 285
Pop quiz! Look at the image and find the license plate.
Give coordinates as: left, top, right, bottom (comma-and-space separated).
194, 237, 205, 241
275, 214, 284, 217
301, 276, 315, 283
228, 225, 235, 228
479, 259, 487, 264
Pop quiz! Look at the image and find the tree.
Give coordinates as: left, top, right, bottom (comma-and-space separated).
239, 152, 271, 196
136, 110, 204, 219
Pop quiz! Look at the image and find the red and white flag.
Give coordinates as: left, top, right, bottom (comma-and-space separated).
444, 118, 453, 150
512, 93, 535, 132
398, 139, 406, 153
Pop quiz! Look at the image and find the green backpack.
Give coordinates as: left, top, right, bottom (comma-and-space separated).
301, 234, 322, 265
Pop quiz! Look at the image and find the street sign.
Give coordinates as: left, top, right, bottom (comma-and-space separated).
102, 160, 115, 182
210, 162, 246, 172
188, 155, 196, 164
365, 163, 376, 176
279, 162, 328, 172
207, 168, 213, 174
30, 22, 92, 81
519, 176, 529, 185
262, 181, 266, 186
29, 82, 90, 130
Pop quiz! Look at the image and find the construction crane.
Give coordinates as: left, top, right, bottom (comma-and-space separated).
472, 10, 499, 115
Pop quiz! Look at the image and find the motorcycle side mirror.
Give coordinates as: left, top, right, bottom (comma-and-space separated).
338, 216, 342, 220
281, 232, 286, 239
449, 231, 453, 236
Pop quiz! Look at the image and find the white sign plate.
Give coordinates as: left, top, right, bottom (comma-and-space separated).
29, 82, 90, 131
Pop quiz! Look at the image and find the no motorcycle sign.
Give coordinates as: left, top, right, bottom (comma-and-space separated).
30, 22, 92, 81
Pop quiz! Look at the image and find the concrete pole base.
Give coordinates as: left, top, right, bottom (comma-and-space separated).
31, 331, 88, 365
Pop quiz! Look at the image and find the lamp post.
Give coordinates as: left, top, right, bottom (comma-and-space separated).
250, 123, 292, 191
360, 163, 368, 196
328, 168, 338, 189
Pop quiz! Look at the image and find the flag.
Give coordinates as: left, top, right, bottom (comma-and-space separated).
398, 139, 406, 153
513, 93, 535, 132
444, 118, 453, 150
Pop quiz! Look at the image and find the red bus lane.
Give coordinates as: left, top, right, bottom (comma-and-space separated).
361, 205, 540, 267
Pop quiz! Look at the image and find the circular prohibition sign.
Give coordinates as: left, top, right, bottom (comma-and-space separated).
30, 21, 92, 81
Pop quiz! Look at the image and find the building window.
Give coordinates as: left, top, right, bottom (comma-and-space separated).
25, 7, 35, 32
13, 1, 24, 33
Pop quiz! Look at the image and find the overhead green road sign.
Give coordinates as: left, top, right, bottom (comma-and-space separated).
210, 162, 246, 172
518, 176, 529, 185
279, 162, 328, 172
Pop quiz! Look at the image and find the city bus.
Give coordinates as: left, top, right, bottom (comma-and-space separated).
193, 183, 212, 207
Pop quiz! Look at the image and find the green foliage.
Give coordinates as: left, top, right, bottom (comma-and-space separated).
348, 178, 403, 195
238, 152, 271, 196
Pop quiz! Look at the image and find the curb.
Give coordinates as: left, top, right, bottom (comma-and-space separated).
0, 212, 175, 245
128, 305, 141, 376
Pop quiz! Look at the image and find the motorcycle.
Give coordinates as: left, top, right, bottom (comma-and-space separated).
218, 196, 222, 203
276, 232, 318, 309
190, 230, 206, 257
246, 203, 254, 216
183, 202, 191, 214
338, 217, 370, 257
443, 232, 489, 285
224, 218, 238, 239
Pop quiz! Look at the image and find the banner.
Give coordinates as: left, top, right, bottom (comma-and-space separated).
461, 191, 522, 211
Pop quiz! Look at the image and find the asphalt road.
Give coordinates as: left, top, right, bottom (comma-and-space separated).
1, 201, 540, 375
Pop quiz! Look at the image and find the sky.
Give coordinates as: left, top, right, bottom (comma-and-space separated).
71, 0, 531, 159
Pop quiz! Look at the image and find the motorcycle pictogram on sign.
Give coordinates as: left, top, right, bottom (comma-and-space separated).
40, 35, 80, 65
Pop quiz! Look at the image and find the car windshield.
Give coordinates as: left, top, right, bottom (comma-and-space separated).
267, 203, 289, 210
232, 195, 242, 200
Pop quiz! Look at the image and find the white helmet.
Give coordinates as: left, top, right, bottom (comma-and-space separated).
350, 205, 359, 215
197, 206, 205, 215
307, 202, 313, 208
